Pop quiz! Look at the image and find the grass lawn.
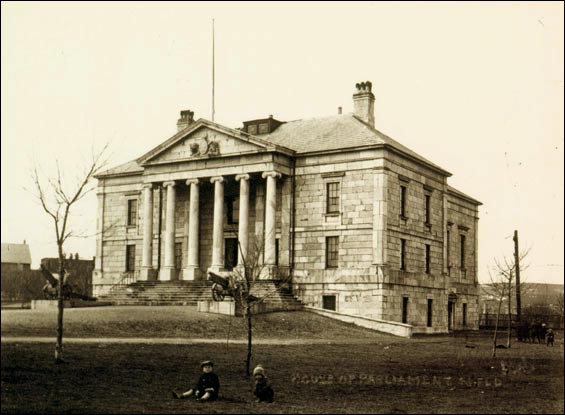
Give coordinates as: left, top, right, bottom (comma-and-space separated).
1, 306, 564, 414
1, 306, 391, 341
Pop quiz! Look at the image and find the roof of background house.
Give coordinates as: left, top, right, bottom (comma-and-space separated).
1, 243, 32, 265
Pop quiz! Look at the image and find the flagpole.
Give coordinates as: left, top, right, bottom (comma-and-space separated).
212, 18, 215, 122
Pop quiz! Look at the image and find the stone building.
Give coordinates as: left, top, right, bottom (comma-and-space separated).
93, 81, 481, 333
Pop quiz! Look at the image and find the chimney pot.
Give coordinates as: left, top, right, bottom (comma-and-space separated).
177, 110, 195, 132
353, 80, 375, 127
338, 107, 342, 115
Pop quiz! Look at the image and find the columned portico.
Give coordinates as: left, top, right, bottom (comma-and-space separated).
160, 181, 176, 281
209, 176, 226, 273
262, 171, 281, 275
139, 183, 156, 281
235, 174, 250, 268
183, 179, 200, 280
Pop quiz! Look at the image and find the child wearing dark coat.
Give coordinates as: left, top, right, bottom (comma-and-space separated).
253, 365, 274, 403
546, 329, 555, 346
172, 360, 220, 401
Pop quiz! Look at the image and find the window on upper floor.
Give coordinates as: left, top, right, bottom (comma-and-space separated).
326, 182, 340, 214
460, 234, 466, 269
258, 122, 270, 134
226, 196, 239, 225
400, 185, 407, 219
424, 194, 431, 226
447, 230, 451, 271
127, 199, 138, 227
425, 244, 431, 274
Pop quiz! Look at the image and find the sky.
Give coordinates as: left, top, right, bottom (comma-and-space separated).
1, 1, 563, 284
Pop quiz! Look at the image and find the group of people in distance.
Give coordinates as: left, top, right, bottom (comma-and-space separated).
172, 360, 274, 403
517, 321, 556, 346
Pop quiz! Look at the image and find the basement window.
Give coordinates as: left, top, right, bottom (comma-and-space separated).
322, 295, 336, 311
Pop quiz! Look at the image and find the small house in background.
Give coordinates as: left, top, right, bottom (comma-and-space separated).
1, 242, 32, 273
1, 241, 43, 302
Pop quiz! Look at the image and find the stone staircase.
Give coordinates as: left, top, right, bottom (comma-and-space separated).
98, 281, 211, 306
247, 280, 303, 312
98, 279, 303, 310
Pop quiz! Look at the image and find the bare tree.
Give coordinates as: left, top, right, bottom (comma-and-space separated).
30, 145, 108, 363
486, 249, 530, 356
224, 233, 293, 377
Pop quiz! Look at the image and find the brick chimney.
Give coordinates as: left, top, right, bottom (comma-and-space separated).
176, 110, 195, 132
353, 81, 375, 127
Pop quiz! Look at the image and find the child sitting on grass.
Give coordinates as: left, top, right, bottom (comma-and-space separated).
253, 365, 274, 403
172, 360, 220, 401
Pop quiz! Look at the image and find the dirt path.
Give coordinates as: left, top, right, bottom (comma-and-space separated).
1, 336, 388, 345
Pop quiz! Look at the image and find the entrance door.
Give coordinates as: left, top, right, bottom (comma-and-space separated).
224, 238, 238, 270
174, 242, 183, 280
448, 301, 455, 330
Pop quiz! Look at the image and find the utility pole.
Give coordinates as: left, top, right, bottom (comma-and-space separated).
513, 230, 521, 322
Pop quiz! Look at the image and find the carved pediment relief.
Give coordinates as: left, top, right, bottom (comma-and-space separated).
149, 127, 262, 164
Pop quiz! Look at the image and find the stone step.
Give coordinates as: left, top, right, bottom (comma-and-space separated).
98, 278, 302, 308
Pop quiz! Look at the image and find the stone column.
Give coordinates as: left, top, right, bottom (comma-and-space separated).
183, 179, 200, 280
235, 174, 250, 268
139, 183, 156, 281
210, 176, 225, 272
160, 181, 176, 281
262, 171, 281, 272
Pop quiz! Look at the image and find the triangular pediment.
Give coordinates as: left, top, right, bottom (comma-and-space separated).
137, 119, 293, 166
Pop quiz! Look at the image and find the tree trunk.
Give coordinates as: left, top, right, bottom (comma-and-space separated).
245, 306, 252, 377
55, 247, 65, 364
491, 296, 504, 359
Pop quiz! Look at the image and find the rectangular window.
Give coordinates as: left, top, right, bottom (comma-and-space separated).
127, 199, 137, 227
247, 124, 257, 134
462, 303, 468, 327
425, 194, 431, 225
400, 239, 406, 270
326, 182, 340, 214
400, 185, 407, 218
447, 230, 451, 270
258, 122, 269, 134
427, 299, 433, 327
460, 234, 466, 269
275, 238, 279, 266
326, 236, 339, 269
126, 244, 136, 272
425, 244, 431, 274
227, 196, 239, 225
402, 297, 409, 324
322, 295, 336, 311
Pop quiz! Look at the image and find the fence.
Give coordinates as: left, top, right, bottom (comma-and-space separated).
480, 313, 564, 330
